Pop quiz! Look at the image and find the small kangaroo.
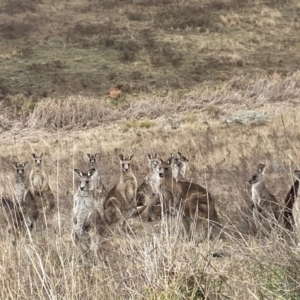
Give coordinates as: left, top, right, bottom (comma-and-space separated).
167, 152, 189, 182
0, 196, 23, 245
158, 159, 222, 240
73, 168, 106, 259
87, 153, 107, 214
103, 154, 137, 232
283, 170, 300, 231
136, 153, 162, 221
13, 162, 39, 232
29, 153, 55, 213
248, 163, 280, 234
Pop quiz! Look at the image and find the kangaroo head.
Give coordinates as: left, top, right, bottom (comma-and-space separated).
248, 163, 266, 184
32, 153, 43, 167
159, 160, 173, 179
147, 153, 162, 172
294, 170, 300, 180
87, 153, 98, 166
13, 161, 28, 177
177, 152, 189, 163
119, 154, 134, 172
74, 168, 96, 191
167, 153, 176, 165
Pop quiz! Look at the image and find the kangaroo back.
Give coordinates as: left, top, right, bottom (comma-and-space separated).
284, 170, 300, 231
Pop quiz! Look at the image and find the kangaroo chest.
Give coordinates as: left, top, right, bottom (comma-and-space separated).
32, 171, 45, 190
74, 195, 95, 221
293, 194, 300, 230
15, 179, 25, 203
251, 184, 266, 206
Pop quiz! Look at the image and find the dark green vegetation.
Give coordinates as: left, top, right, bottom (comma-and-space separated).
0, 0, 299, 99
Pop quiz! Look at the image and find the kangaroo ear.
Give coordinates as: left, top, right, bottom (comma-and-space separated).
87, 153, 91, 158
257, 163, 266, 173
32, 153, 36, 158
40, 153, 44, 158
74, 169, 83, 178
129, 154, 134, 160
119, 154, 124, 161
147, 153, 152, 160
12, 162, 18, 168
88, 169, 96, 177
95, 153, 99, 158
23, 162, 28, 168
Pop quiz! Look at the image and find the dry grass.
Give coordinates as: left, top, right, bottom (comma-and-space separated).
0, 71, 293, 130
0, 72, 300, 297
0, 0, 300, 98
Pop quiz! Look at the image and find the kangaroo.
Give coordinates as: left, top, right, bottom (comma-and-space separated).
73, 168, 106, 259
136, 153, 162, 221
158, 159, 222, 240
87, 153, 107, 215
167, 152, 189, 182
29, 153, 55, 213
283, 170, 300, 231
103, 154, 137, 232
0, 196, 23, 245
248, 163, 280, 234
13, 162, 39, 232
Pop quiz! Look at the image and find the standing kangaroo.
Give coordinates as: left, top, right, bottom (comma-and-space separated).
248, 163, 280, 234
167, 152, 189, 182
73, 168, 106, 259
283, 170, 300, 231
29, 153, 55, 213
13, 162, 39, 232
87, 153, 107, 215
103, 154, 137, 232
136, 153, 162, 221
158, 159, 222, 240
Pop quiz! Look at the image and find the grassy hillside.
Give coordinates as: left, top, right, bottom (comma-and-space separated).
0, 107, 300, 299
0, 0, 299, 100
1, 0, 300, 299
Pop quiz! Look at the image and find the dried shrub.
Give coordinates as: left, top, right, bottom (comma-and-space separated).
126, 11, 150, 22
28, 96, 122, 129
0, 0, 38, 15
155, 5, 210, 30
73, 21, 122, 36
0, 21, 35, 39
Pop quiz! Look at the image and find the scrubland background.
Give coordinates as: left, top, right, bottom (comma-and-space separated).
0, 0, 300, 299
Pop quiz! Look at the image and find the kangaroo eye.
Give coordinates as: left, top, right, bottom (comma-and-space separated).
86, 181, 89, 184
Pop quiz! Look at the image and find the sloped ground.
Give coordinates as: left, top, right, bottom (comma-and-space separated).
0, 0, 299, 100
1, 0, 300, 298
0, 90, 299, 298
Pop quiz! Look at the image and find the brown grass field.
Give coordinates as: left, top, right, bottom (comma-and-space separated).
0, 72, 300, 299
1, 0, 300, 299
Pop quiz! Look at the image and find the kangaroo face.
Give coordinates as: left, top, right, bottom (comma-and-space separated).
249, 163, 266, 184
13, 162, 28, 177
177, 152, 189, 163
119, 154, 134, 172
167, 153, 176, 166
159, 161, 173, 178
74, 169, 96, 191
176, 152, 188, 170
87, 153, 98, 166
32, 153, 43, 167
147, 153, 162, 173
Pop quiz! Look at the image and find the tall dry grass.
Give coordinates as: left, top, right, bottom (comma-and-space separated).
0, 72, 300, 298
21, 72, 300, 129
